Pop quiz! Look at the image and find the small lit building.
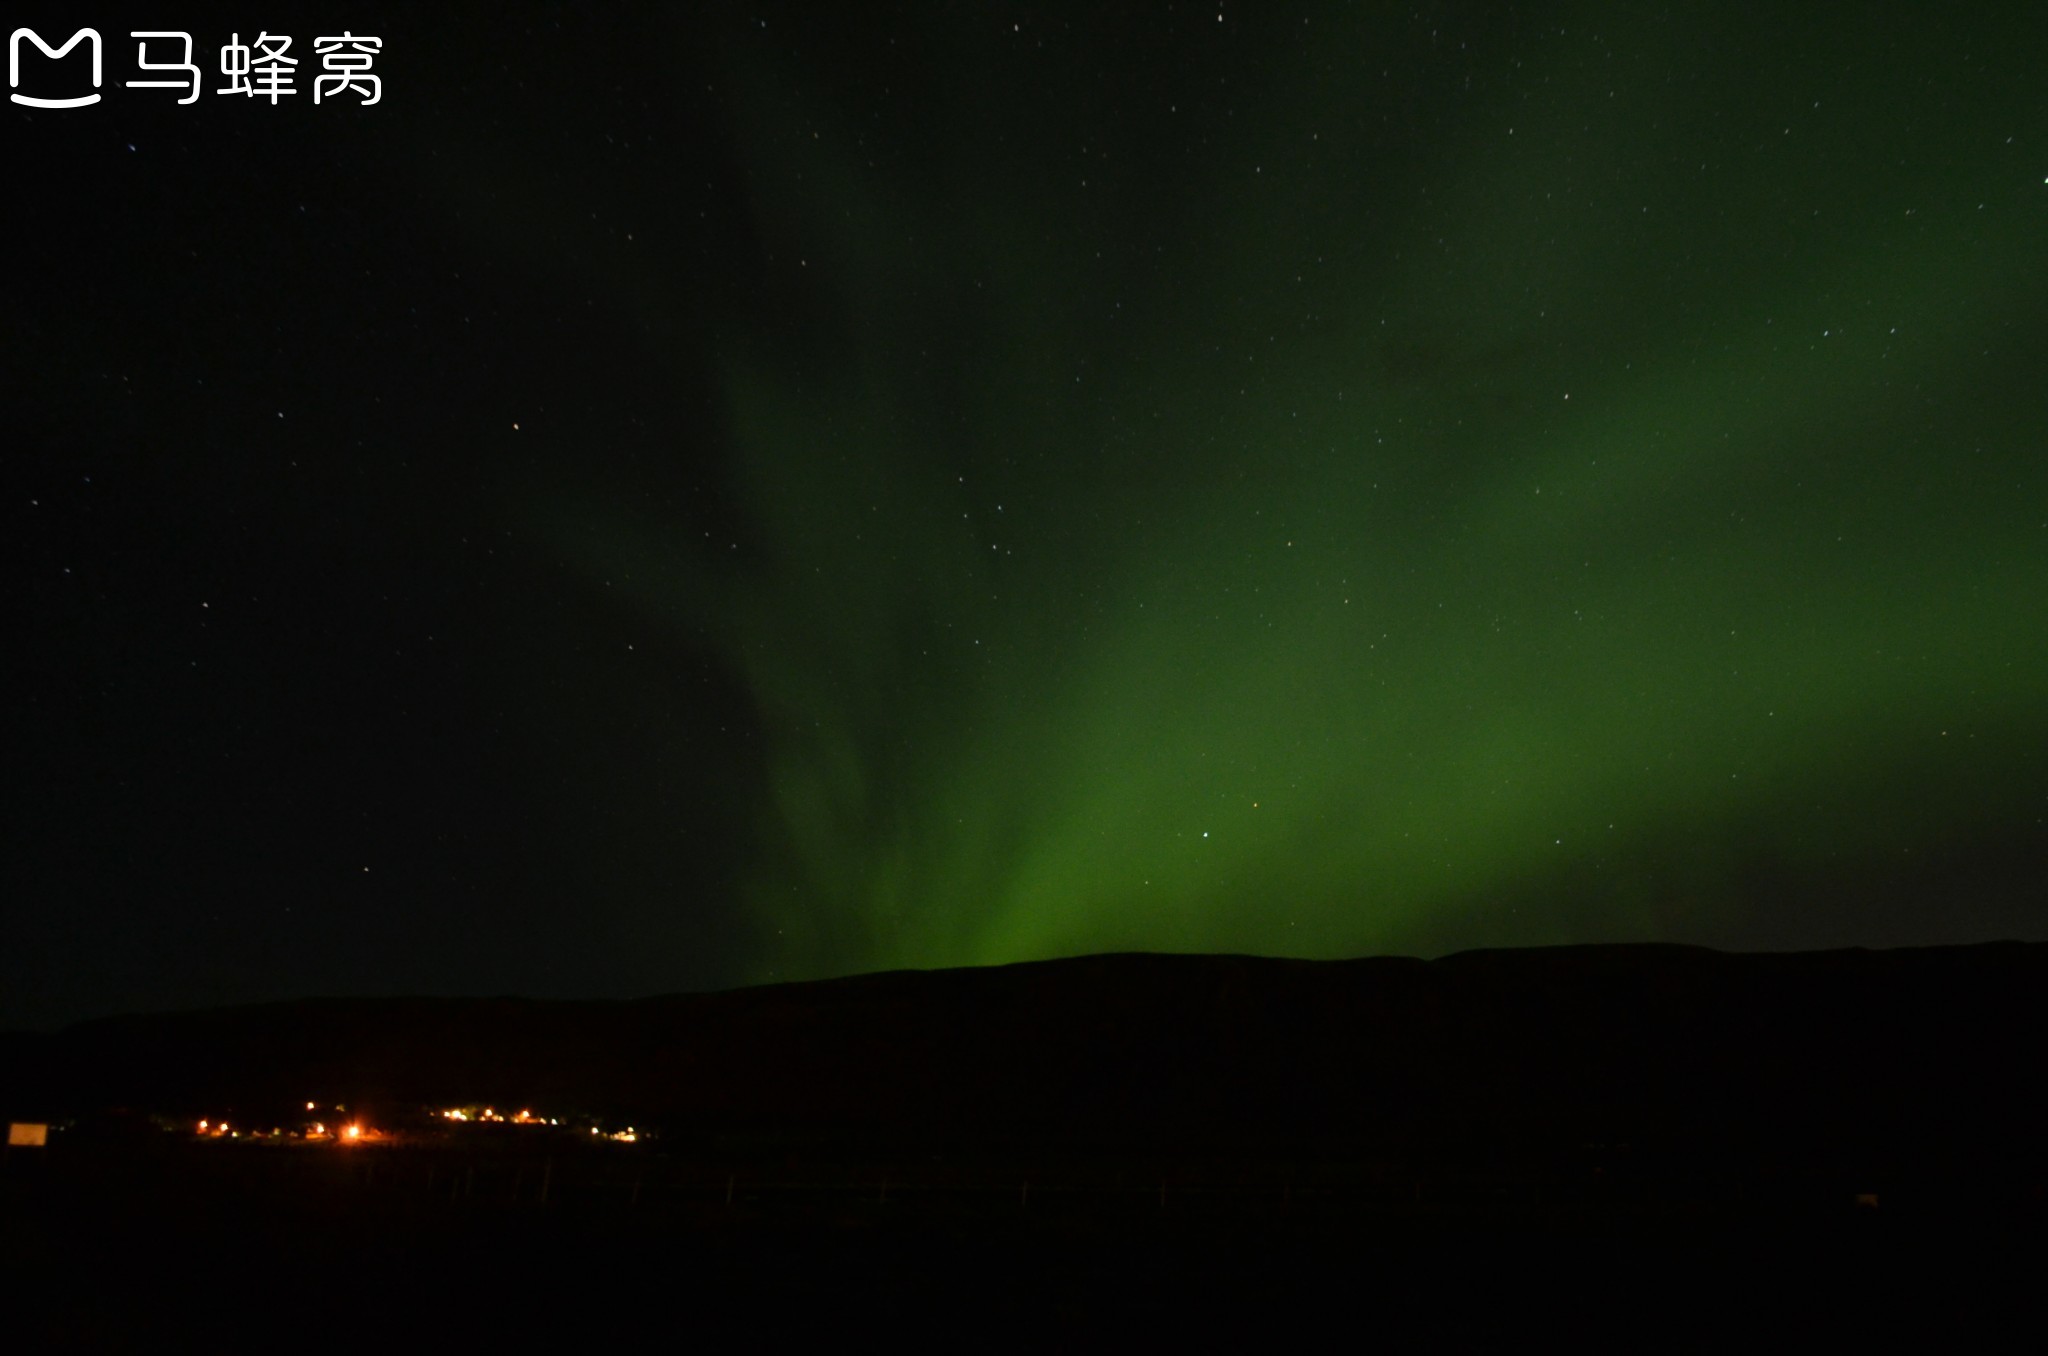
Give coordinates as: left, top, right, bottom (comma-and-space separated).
7, 1122, 50, 1147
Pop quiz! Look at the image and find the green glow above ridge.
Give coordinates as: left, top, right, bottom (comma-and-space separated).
552, 5, 2048, 980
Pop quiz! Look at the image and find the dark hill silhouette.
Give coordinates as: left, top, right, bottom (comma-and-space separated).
7, 941, 2047, 1181
10, 943, 2048, 1348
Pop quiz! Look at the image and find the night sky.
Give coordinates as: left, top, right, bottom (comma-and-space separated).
9, 3, 2046, 1029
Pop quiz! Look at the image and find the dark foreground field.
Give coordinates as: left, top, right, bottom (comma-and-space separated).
6, 1139, 2044, 1350
8, 943, 2048, 1347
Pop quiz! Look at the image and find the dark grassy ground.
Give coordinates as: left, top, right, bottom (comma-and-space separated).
6, 1142, 2043, 1350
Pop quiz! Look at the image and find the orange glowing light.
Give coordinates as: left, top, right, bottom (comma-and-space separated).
343, 1123, 363, 1141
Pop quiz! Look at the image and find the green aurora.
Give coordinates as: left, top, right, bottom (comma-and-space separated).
548, 6, 2046, 980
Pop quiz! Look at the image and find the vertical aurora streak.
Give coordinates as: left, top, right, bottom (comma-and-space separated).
545, 5, 2046, 981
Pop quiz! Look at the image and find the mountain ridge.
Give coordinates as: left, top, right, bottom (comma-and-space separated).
7, 940, 2044, 1173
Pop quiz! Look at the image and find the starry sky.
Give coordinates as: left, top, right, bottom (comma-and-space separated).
8, 2, 2046, 1028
